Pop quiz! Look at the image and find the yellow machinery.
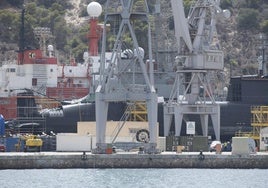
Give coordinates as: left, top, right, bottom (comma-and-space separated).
23, 135, 43, 152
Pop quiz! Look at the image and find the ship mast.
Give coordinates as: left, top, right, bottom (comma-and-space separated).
18, 4, 25, 65
87, 2, 102, 56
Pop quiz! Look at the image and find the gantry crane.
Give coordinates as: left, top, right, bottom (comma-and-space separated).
94, 0, 158, 153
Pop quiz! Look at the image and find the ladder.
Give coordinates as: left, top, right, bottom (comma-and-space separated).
111, 103, 135, 143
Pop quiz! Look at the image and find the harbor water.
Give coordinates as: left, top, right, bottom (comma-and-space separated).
0, 169, 267, 188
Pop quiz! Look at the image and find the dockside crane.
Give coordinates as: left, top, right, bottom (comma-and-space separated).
164, 0, 230, 140
94, 0, 158, 153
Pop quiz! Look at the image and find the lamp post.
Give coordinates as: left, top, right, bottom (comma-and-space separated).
33, 27, 53, 56
259, 33, 267, 76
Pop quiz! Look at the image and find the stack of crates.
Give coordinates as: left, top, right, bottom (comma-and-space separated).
166, 136, 208, 152
166, 136, 180, 151
179, 136, 194, 151
192, 136, 208, 152
41, 135, 57, 151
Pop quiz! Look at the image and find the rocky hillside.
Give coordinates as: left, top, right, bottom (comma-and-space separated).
0, 0, 268, 78
168, 0, 268, 77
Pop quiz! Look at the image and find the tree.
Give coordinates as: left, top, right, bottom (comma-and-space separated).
6, 0, 23, 7
0, 10, 21, 43
241, 0, 261, 9
261, 20, 268, 35
53, 16, 69, 51
220, 0, 233, 9
237, 8, 259, 30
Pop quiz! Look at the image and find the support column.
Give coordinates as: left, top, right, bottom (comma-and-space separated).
174, 105, 183, 136
95, 89, 109, 146
163, 105, 173, 136
146, 93, 158, 144
211, 105, 220, 140
200, 114, 208, 136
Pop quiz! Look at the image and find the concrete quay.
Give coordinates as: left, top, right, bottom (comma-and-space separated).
0, 152, 268, 169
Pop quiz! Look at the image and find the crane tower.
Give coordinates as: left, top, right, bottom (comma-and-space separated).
94, 0, 158, 153
163, 0, 230, 140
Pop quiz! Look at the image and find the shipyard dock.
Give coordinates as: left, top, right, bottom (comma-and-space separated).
0, 151, 268, 169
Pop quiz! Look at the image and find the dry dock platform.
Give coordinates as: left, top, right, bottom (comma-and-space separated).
1, 151, 268, 169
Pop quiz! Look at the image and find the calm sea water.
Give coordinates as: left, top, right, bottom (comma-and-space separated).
0, 169, 267, 188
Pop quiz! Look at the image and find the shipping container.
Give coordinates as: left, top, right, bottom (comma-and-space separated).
56, 133, 92, 152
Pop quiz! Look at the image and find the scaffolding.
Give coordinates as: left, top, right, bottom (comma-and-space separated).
251, 106, 268, 139
129, 102, 148, 122
111, 102, 148, 143
236, 106, 268, 147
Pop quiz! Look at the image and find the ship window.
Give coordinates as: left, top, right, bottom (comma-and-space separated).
6, 68, 15, 72
32, 78, 37, 86
69, 69, 72, 73
50, 69, 53, 72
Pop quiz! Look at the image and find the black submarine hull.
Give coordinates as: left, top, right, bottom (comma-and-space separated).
28, 76, 268, 141
43, 101, 254, 141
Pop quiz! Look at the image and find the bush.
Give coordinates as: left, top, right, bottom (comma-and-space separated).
261, 20, 268, 35
220, 0, 233, 9
6, 0, 23, 7
240, 0, 261, 9
237, 8, 259, 30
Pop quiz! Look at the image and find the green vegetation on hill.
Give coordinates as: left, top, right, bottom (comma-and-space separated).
0, 0, 72, 55
0, 0, 268, 75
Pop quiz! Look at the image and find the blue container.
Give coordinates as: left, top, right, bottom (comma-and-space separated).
0, 115, 5, 136
6, 137, 25, 152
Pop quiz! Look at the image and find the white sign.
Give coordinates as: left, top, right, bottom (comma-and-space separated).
186, 121, 195, 135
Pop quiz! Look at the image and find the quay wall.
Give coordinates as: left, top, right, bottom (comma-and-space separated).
0, 152, 268, 169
